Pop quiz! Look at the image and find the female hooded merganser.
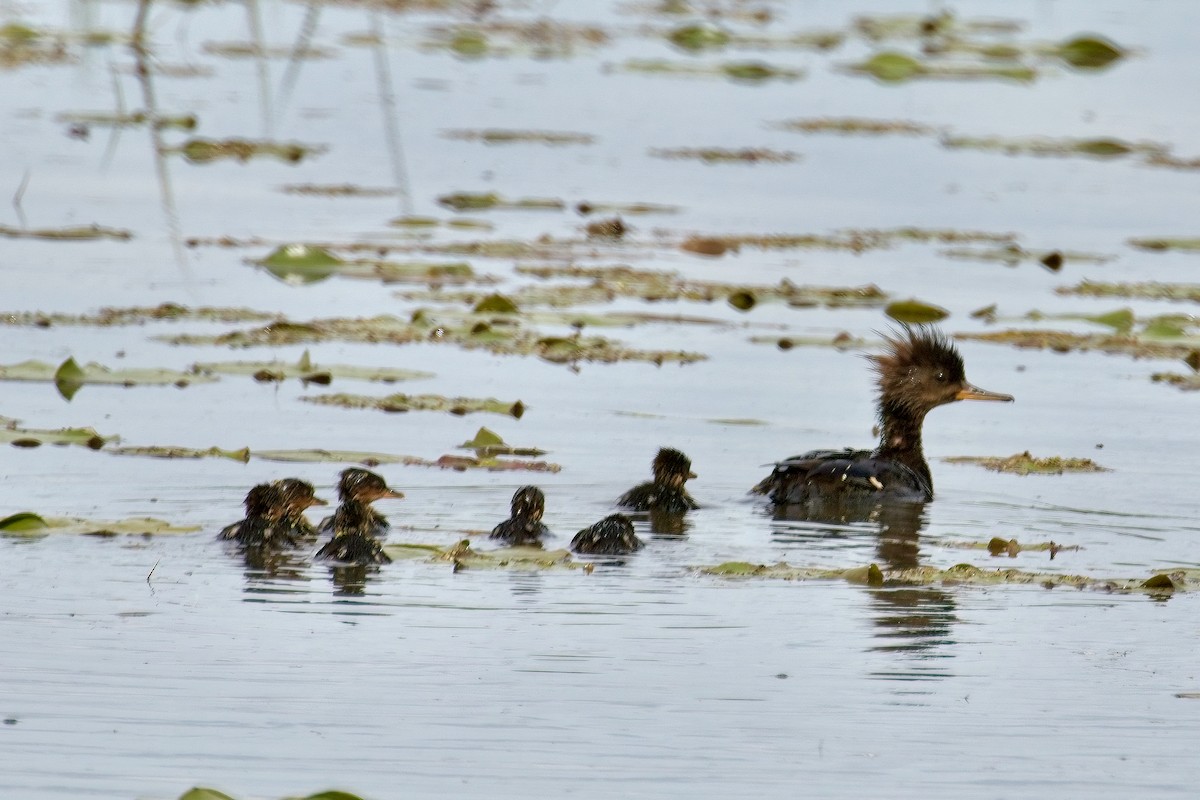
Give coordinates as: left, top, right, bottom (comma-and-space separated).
752, 327, 1012, 507
318, 468, 404, 537
490, 485, 551, 546
315, 501, 393, 565
218, 483, 298, 549
272, 478, 327, 540
570, 513, 643, 556
617, 447, 699, 514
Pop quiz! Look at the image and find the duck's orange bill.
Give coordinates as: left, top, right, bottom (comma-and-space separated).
310, 496, 330, 506
956, 383, 1014, 402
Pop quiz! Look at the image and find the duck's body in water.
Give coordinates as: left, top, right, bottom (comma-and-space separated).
753, 327, 1012, 515
490, 486, 551, 546
318, 468, 404, 538
617, 447, 699, 514
218, 484, 298, 549
571, 513, 643, 556
316, 501, 393, 565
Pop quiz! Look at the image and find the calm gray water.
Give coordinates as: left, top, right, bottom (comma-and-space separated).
2, 1, 1199, 798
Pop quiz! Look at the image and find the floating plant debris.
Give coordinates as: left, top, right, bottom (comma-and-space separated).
436, 192, 565, 212
280, 184, 396, 197
0, 358, 216, 396
885, 299, 949, 324
699, 560, 1197, 594
622, 58, 802, 83
160, 313, 706, 366
585, 217, 627, 239
459, 426, 545, 458
676, 227, 1015, 255
772, 117, 936, 136
201, 41, 333, 59
575, 200, 680, 216
384, 540, 582, 572
424, 19, 609, 59
192, 350, 433, 385
956, 329, 1200, 360
1057, 280, 1200, 301
303, 392, 525, 418
0, 22, 71, 68
1127, 237, 1200, 252
944, 451, 1110, 475
939, 244, 1113, 267
442, 129, 595, 146
168, 138, 324, 164
1143, 154, 1200, 171
941, 134, 1167, 159
110, 445, 250, 462
0, 223, 131, 241
0, 514, 200, 537
0, 418, 114, 450
1150, 372, 1200, 391
0, 303, 277, 327
942, 537, 1082, 558
853, 12, 1024, 41
178, 789, 367, 800
57, 111, 197, 130
649, 147, 799, 164
666, 22, 730, 51
844, 51, 1035, 83
405, 266, 889, 310
749, 333, 868, 350
256, 245, 480, 286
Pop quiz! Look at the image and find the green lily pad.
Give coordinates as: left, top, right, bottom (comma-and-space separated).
885, 299, 949, 324
54, 356, 85, 400
667, 23, 730, 52
260, 245, 343, 284
0, 512, 48, 532
459, 426, 546, 457
944, 451, 1110, 475
179, 789, 239, 800
472, 294, 519, 314
851, 51, 924, 82
1057, 35, 1124, 69
288, 792, 368, 800
1083, 308, 1135, 332
449, 29, 488, 57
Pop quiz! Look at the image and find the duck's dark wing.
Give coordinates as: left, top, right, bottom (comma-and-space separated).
752, 448, 930, 506
316, 533, 391, 565
618, 483, 699, 513
490, 518, 550, 546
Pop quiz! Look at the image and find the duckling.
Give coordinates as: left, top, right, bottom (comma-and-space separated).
617, 447, 699, 514
218, 483, 297, 549
315, 501, 392, 565
752, 326, 1013, 509
490, 485, 551, 546
319, 468, 404, 537
570, 513, 643, 556
272, 478, 327, 541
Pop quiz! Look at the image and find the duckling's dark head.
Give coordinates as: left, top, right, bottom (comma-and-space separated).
244, 483, 285, 519
274, 478, 328, 513
871, 327, 1013, 419
510, 485, 545, 521
338, 468, 404, 504
651, 447, 697, 488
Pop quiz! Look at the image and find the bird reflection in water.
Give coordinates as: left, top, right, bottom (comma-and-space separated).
328, 564, 382, 596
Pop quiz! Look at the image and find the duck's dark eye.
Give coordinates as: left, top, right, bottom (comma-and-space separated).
935, 371, 946, 382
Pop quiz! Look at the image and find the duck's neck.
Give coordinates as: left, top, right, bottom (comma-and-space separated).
872, 400, 933, 495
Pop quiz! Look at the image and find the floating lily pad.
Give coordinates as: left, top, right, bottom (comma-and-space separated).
179, 788, 239, 800
0, 512, 48, 533
845, 51, 1036, 83
622, 58, 802, 82
885, 299, 949, 324
942, 537, 1082, 557
304, 392, 525, 418
944, 452, 1110, 475
459, 426, 546, 457
170, 138, 323, 164
193, 351, 433, 384
1056, 35, 1124, 70
667, 23, 730, 52
0, 223, 132, 241
649, 147, 799, 164
260, 245, 343, 284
